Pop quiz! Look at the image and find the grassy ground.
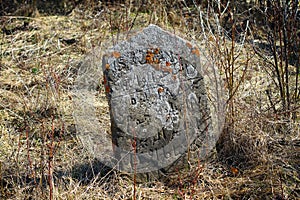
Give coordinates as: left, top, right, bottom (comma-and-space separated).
0, 1, 299, 199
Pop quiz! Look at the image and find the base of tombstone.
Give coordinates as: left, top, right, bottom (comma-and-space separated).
114, 149, 209, 183
111, 120, 212, 181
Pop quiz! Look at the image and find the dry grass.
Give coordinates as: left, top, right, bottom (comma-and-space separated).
0, 1, 299, 199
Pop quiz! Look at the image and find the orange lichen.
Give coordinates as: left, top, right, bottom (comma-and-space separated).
112, 51, 121, 58
158, 87, 164, 93
146, 54, 153, 63
154, 48, 160, 54
146, 49, 155, 64
191, 48, 200, 56
161, 66, 172, 73
186, 42, 193, 49
105, 63, 110, 70
166, 61, 171, 67
151, 64, 160, 71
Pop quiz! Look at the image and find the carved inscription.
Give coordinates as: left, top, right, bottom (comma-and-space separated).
103, 47, 209, 155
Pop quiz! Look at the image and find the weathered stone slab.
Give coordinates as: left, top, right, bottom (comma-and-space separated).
102, 25, 215, 174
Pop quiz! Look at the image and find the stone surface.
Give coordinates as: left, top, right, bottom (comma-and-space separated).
102, 25, 216, 174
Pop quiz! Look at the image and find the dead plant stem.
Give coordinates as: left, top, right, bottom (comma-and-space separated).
48, 116, 55, 200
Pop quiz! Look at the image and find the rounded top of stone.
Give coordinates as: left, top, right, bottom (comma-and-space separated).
106, 24, 201, 63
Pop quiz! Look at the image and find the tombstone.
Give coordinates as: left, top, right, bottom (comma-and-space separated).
102, 24, 218, 177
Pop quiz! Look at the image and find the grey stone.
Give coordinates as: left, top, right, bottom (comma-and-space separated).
102, 24, 215, 175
